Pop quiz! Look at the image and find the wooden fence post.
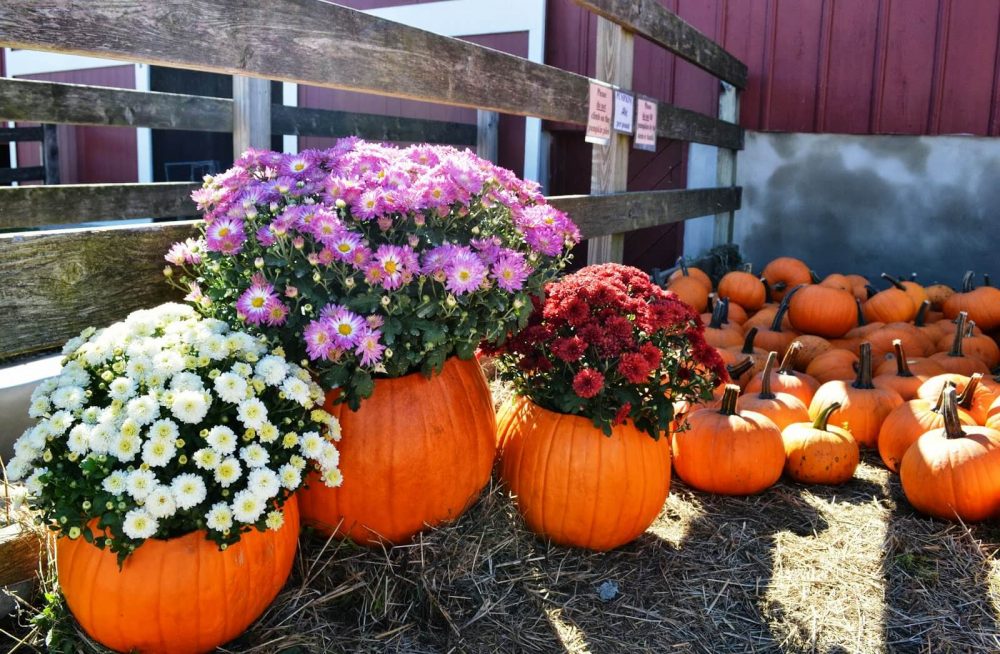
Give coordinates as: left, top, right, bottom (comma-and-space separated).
713, 81, 739, 245
476, 110, 499, 163
587, 17, 633, 265
41, 123, 59, 185
232, 75, 270, 156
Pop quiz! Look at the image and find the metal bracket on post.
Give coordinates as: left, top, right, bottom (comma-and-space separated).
713, 80, 739, 245
232, 75, 271, 157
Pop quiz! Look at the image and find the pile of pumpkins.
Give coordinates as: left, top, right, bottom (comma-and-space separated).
666, 256, 1000, 523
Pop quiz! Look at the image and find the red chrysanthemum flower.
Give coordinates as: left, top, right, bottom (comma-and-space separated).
618, 352, 653, 384
572, 369, 605, 399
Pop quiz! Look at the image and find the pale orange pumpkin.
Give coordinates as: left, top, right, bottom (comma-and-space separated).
782, 402, 859, 485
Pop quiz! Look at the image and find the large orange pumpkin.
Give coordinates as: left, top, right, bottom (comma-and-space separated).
704, 299, 743, 349
667, 257, 713, 292
787, 283, 857, 338
916, 373, 994, 425
878, 381, 977, 473
782, 402, 859, 485
717, 271, 766, 311
942, 271, 1000, 331
863, 283, 917, 324
900, 388, 1000, 522
58, 497, 300, 654
672, 384, 785, 495
808, 342, 903, 448
298, 356, 496, 544
668, 275, 709, 313
873, 339, 926, 401
761, 256, 812, 303
805, 349, 858, 384
497, 396, 671, 551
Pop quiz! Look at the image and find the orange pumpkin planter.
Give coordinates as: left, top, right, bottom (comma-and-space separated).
58, 497, 300, 654
782, 402, 859, 485
497, 397, 672, 551
298, 357, 496, 544
672, 385, 785, 495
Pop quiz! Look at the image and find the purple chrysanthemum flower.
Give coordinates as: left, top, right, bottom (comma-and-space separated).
255, 225, 276, 247
303, 320, 335, 361
324, 306, 366, 349
281, 153, 313, 178
236, 275, 280, 325
204, 216, 246, 254
352, 188, 384, 221
372, 244, 411, 291
491, 250, 531, 292
164, 238, 203, 265
309, 209, 343, 246
355, 328, 385, 367
329, 232, 362, 262
445, 248, 487, 295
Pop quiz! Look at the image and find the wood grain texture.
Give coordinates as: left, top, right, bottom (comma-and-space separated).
0, 0, 741, 149
548, 187, 742, 240
42, 124, 59, 185
714, 81, 740, 245
271, 104, 476, 143
0, 222, 195, 359
574, 0, 748, 88
232, 75, 270, 154
476, 110, 499, 163
0, 182, 199, 229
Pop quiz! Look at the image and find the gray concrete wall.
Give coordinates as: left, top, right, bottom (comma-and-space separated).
687, 132, 1000, 286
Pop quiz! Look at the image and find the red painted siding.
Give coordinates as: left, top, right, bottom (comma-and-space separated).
15, 65, 137, 183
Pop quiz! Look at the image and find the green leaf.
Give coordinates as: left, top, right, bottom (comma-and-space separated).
351, 369, 375, 400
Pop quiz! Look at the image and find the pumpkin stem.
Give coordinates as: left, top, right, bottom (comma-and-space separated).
727, 356, 756, 380
914, 300, 931, 327
966, 320, 976, 338
941, 387, 966, 440
961, 270, 975, 293
761, 277, 774, 303
852, 342, 875, 389
881, 272, 906, 291
892, 339, 914, 378
768, 299, 790, 333
809, 269, 820, 284
813, 402, 842, 431
741, 327, 759, 355
910, 272, 918, 282
677, 256, 690, 277
708, 300, 726, 329
948, 312, 969, 357
778, 341, 801, 376
719, 384, 741, 416
958, 373, 983, 411
985, 273, 993, 287
855, 297, 866, 326
758, 351, 779, 399
865, 284, 878, 299
932, 381, 956, 413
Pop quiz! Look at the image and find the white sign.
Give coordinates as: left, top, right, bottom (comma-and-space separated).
613, 90, 634, 134
634, 97, 658, 151
585, 81, 613, 145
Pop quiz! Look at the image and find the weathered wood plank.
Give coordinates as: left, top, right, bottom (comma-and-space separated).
573, 0, 748, 88
0, 0, 741, 149
232, 75, 270, 154
0, 126, 43, 142
0, 167, 45, 185
714, 82, 740, 245
270, 104, 476, 143
549, 187, 742, 240
41, 124, 59, 185
476, 110, 499, 163
0, 182, 199, 229
0, 222, 195, 359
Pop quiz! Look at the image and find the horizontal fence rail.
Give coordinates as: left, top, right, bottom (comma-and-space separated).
0, 183, 200, 229
0, 186, 740, 359
0, 0, 742, 150
0, 78, 476, 144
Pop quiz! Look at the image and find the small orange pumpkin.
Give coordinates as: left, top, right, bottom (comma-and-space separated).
761, 257, 812, 303
805, 349, 859, 385
782, 402, 859, 485
917, 373, 994, 425
788, 335, 833, 370
668, 275, 709, 313
873, 339, 927, 401
704, 299, 744, 349
737, 351, 810, 430
672, 385, 785, 495
717, 271, 766, 312
667, 257, 713, 292
787, 283, 858, 338
878, 381, 977, 473
929, 312, 991, 376
745, 341, 820, 406
900, 388, 1000, 522
864, 280, 918, 324
942, 271, 1000, 331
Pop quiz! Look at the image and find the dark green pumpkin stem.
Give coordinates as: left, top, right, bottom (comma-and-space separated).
855, 298, 866, 326
708, 300, 726, 329
719, 384, 741, 416
769, 300, 790, 333
865, 284, 878, 299
949, 312, 968, 357
984, 273, 992, 287
881, 272, 906, 291
914, 300, 931, 327
958, 374, 983, 410
813, 402, 842, 431
961, 270, 975, 293
852, 342, 875, 389
941, 387, 965, 440
932, 381, 956, 413
677, 256, 690, 277
761, 277, 773, 304
966, 320, 976, 338
741, 327, 759, 355
727, 356, 755, 380
758, 351, 778, 399
778, 341, 801, 376
809, 269, 820, 284
892, 339, 913, 378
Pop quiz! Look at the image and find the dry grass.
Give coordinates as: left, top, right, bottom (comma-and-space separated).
3, 384, 999, 653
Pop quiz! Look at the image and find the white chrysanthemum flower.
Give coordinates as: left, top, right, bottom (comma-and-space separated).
119, 418, 141, 440
237, 398, 268, 430
28, 396, 52, 418
141, 438, 176, 468
300, 432, 324, 459
147, 419, 179, 442
79, 342, 111, 367
246, 468, 280, 500
258, 422, 279, 444
317, 442, 340, 470
144, 372, 166, 390
50, 386, 86, 411
265, 510, 285, 531
170, 473, 207, 510
67, 424, 91, 456
61, 334, 87, 355
102, 470, 128, 495
13, 436, 41, 463
205, 502, 233, 532
214, 457, 242, 487
239, 444, 269, 468
81, 406, 101, 424
168, 371, 203, 393
32, 378, 58, 399
254, 356, 288, 386
112, 432, 141, 462
152, 350, 185, 376
289, 455, 307, 470
122, 508, 159, 540
281, 377, 311, 405
126, 357, 153, 380
277, 463, 302, 490
108, 376, 137, 401
24, 467, 47, 494
232, 362, 253, 378
89, 421, 115, 455
126, 395, 160, 426
145, 485, 178, 519
126, 468, 157, 500
327, 417, 342, 442
170, 390, 210, 424
227, 333, 259, 356
60, 361, 91, 387
201, 334, 229, 361
193, 447, 220, 471
293, 366, 312, 383
48, 410, 73, 434
231, 490, 266, 524
206, 426, 237, 455
6, 458, 30, 482
213, 372, 248, 404
321, 467, 344, 487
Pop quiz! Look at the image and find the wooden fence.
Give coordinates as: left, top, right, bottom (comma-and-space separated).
0, 0, 745, 361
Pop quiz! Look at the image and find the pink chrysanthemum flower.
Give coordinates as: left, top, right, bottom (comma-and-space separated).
281, 154, 313, 178
355, 328, 385, 367
164, 238, 203, 265
445, 249, 487, 295
491, 251, 531, 292
264, 299, 289, 326
352, 189, 384, 221
329, 232, 362, 262
303, 320, 335, 361
324, 306, 366, 349
373, 244, 410, 291
310, 210, 342, 246
255, 225, 276, 247
204, 217, 246, 254
236, 275, 279, 325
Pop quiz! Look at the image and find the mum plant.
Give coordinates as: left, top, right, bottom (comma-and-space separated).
489, 263, 728, 437
6, 304, 342, 561
166, 139, 579, 408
